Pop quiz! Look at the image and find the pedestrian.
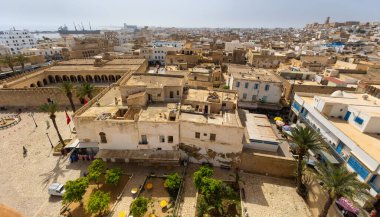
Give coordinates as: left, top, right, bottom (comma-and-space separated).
23, 146, 27, 156
370, 209, 376, 217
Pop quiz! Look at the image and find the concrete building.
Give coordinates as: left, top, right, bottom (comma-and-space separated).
227, 64, 283, 110
290, 91, 380, 203
140, 42, 183, 65
0, 29, 37, 55
73, 72, 244, 167
246, 49, 287, 68
188, 64, 222, 89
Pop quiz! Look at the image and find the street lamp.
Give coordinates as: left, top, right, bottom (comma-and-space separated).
29, 112, 38, 127
46, 132, 54, 149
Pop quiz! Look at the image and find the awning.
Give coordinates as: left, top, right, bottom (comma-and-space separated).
318, 150, 339, 164
95, 149, 180, 162
64, 139, 98, 149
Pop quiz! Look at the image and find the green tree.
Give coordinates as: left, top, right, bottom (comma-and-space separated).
105, 168, 123, 186
164, 172, 182, 197
61, 81, 76, 112
193, 166, 213, 189
15, 54, 29, 72
1, 55, 16, 72
63, 177, 89, 205
86, 190, 110, 215
289, 126, 325, 196
40, 102, 65, 149
315, 163, 369, 217
77, 83, 95, 100
88, 159, 106, 188
130, 197, 149, 217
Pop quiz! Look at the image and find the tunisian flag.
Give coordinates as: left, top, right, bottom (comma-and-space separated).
65, 111, 71, 125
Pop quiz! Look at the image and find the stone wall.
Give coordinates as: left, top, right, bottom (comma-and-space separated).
240, 151, 296, 178
0, 87, 103, 109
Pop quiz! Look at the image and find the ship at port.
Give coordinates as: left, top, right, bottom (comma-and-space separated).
58, 22, 100, 35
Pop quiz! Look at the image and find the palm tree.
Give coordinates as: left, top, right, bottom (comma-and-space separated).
61, 81, 76, 112
41, 102, 65, 149
77, 83, 94, 100
0, 55, 16, 72
314, 162, 369, 217
15, 54, 29, 72
289, 126, 325, 195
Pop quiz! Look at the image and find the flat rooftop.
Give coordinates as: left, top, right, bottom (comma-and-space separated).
58, 58, 146, 66
138, 103, 178, 122
245, 113, 278, 143
46, 64, 141, 72
122, 74, 184, 87
228, 64, 281, 82
183, 89, 237, 104
179, 111, 239, 126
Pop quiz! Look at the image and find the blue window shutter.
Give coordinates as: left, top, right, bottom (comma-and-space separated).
344, 111, 351, 121
354, 116, 364, 125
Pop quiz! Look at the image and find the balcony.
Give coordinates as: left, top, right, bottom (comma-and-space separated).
298, 115, 345, 164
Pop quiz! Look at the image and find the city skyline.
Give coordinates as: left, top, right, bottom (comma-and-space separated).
1, 0, 380, 31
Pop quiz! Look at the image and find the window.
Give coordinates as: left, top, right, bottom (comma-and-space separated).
168, 136, 173, 143
159, 135, 165, 143
244, 82, 249, 88
195, 132, 200, 138
348, 156, 369, 180
265, 84, 270, 91
99, 132, 107, 143
252, 95, 257, 101
254, 84, 259, 89
354, 116, 364, 125
177, 90, 180, 95
141, 135, 148, 144
262, 96, 268, 102
236, 81, 240, 88
243, 93, 247, 100
210, 133, 216, 141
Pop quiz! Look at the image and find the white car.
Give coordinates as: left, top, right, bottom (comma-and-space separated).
48, 183, 65, 196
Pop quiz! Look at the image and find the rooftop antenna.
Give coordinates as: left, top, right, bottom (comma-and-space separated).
73, 22, 77, 31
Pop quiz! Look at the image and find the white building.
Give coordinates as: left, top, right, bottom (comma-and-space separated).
140, 41, 183, 65
227, 64, 283, 109
224, 40, 255, 52
0, 29, 37, 55
291, 91, 380, 201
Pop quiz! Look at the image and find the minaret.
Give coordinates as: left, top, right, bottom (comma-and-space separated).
324, 16, 330, 24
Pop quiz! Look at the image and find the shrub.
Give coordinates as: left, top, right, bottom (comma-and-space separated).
164, 173, 182, 197
63, 177, 89, 205
88, 159, 106, 187
105, 168, 123, 186
130, 197, 149, 217
86, 190, 110, 215
193, 166, 213, 189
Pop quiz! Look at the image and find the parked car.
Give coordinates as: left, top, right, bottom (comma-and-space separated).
48, 183, 65, 196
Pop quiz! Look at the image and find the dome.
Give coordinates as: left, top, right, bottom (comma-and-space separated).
331, 90, 343, 97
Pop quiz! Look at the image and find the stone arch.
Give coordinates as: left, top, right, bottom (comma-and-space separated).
36, 81, 43, 87
101, 75, 108, 82
77, 75, 85, 83
43, 78, 48, 85
48, 75, 56, 83
85, 75, 93, 83
109, 75, 116, 82
30, 83, 36, 87
94, 75, 101, 83
115, 75, 121, 81
70, 75, 77, 82
55, 75, 63, 83
62, 75, 70, 82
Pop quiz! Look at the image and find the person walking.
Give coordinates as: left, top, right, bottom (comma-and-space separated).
23, 146, 27, 157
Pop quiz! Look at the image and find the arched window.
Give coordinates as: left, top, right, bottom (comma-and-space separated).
99, 132, 107, 143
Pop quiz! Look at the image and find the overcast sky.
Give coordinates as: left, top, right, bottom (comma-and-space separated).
1, 0, 380, 30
